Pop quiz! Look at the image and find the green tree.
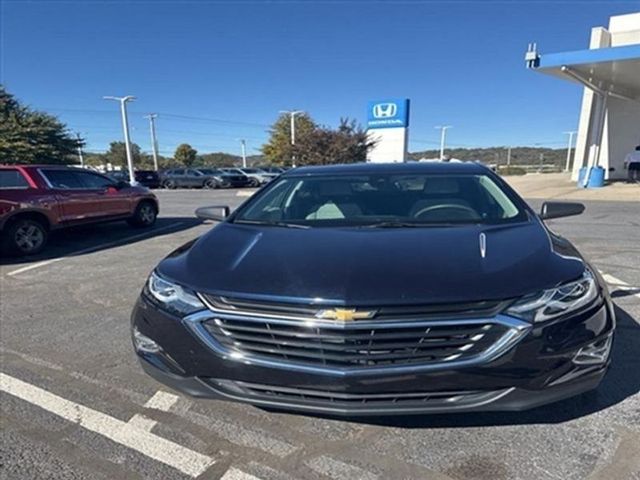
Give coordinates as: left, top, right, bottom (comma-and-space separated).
103, 141, 143, 168
262, 114, 373, 166
261, 113, 317, 166
174, 143, 198, 167
0, 85, 83, 164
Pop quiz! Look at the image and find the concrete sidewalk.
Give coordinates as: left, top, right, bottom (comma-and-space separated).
505, 173, 640, 202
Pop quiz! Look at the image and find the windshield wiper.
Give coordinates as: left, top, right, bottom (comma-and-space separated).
233, 219, 310, 229
359, 221, 458, 228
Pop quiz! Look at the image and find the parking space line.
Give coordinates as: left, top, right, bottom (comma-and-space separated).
126, 390, 181, 431
221, 467, 264, 480
602, 273, 640, 300
5, 222, 185, 277
0, 372, 215, 478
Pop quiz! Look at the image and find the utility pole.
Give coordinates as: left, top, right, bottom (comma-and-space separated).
280, 110, 304, 166
76, 133, 84, 167
507, 146, 512, 166
104, 95, 137, 185
563, 131, 577, 172
435, 126, 452, 160
145, 114, 159, 171
239, 139, 247, 168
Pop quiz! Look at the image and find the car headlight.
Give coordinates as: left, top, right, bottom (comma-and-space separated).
506, 269, 599, 323
146, 271, 205, 316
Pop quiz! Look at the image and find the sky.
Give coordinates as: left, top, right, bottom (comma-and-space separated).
1, 0, 639, 157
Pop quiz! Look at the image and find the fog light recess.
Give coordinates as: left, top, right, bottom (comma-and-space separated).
133, 327, 162, 353
573, 335, 613, 365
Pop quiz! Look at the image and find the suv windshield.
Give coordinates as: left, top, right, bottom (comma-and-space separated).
233, 174, 527, 227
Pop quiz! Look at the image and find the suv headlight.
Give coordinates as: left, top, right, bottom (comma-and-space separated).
506, 269, 599, 323
145, 271, 205, 316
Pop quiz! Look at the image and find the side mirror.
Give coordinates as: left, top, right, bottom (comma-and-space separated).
195, 205, 230, 222
540, 201, 585, 220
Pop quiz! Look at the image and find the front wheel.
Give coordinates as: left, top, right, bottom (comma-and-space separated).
204, 179, 219, 189
248, 178, 260, 188
163, 180, 177, 189
127, 201, 157, 228
3, 218, 48, 256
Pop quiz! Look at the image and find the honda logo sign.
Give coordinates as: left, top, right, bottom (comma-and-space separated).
367, 99, 409, 129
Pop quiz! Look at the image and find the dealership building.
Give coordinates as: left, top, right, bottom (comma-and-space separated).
527, 12, 640, 182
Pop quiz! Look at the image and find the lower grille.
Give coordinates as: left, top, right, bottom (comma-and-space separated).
203, 378, 513, 413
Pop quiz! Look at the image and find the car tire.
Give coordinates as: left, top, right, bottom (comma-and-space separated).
3, 218, 48, 256
249, 178, 260, 188
204, 179, 219, 189
127, 201, 157, 228
163, 180, 177, 189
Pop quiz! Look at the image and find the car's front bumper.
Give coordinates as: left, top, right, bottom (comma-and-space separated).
131, 296, 615, 416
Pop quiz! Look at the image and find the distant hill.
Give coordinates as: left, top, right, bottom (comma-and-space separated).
408, 147, 567, 167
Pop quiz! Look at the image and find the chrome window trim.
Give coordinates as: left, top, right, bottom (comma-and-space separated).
182, 309, 531, 377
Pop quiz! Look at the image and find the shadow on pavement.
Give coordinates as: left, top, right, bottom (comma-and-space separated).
309, 305, 639, 428
0, 216, 203, 266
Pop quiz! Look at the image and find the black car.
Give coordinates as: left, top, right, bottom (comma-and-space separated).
132, 162, 615, 416
160, 168, 223, 189
196, 168, 252, 188
134, 170, 161, 189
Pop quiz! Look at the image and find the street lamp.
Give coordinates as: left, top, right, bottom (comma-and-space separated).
435, 125, 452, 160
144, 114, 159, 171
280, 110, 304, 166
104, 95, 137, 184
238, 139, 247, 168
563, 131, 577, 172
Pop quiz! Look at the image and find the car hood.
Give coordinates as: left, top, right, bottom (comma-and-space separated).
158, 220, 585, 306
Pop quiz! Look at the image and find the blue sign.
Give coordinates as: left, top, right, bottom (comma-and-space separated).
367, 98, 410, 129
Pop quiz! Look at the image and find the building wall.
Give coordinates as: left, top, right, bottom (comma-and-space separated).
572, 13, 640, 181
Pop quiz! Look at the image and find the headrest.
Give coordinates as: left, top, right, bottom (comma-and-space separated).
423, 177, 460, 195
319, 181, 353, 196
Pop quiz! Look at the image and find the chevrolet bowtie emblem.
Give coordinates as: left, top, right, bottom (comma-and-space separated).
315, 308, 377, 322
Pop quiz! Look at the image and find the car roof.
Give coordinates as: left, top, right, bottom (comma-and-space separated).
285, 161, 488, 176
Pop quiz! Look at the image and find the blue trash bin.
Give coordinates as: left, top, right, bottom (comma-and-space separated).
586, 166, 605, 188
577, 167, 587, 187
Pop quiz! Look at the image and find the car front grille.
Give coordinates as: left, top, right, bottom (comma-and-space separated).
202, 378, 514, 413
186, 295, 528, 375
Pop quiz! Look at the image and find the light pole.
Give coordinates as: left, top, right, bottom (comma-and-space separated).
435, 125, 452, 160
76, 133, 84, 167
145, 113, 159, 171
239, 139, 247, 168
104, 95, 137, 185
563, 131, 577, 172
280, 110, 303, 166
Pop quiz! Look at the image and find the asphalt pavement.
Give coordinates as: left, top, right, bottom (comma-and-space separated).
1, 186, 639, 480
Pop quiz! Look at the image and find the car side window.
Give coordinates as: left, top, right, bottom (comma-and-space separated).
0, 169, 30, 189
41, 170, 85, 189
187, 169, 202, 176
173, 169, 185, 176
75, 172, 115, 189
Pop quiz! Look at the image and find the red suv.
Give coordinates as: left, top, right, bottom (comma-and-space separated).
0, 165, 159, 255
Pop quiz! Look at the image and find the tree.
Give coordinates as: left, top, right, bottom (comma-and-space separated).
174, 143, 198, 167
103, 141, 143, 168
262, 113, 374, 166
261, 113, 317, 166
0, 85, 83, 164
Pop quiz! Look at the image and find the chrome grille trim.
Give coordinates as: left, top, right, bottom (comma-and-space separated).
183, 307, 531, 377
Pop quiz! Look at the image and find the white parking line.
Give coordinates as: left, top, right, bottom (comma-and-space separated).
602, 273, 640, 300
0, 372, 215, 478
127, 390, 181, 432
5, 222, 184, 277
221, 467, 264, 480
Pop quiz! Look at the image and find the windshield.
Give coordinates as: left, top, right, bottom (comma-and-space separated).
197, 169, 221, 175
233, 173, 527, 227
242, 168, 262, 174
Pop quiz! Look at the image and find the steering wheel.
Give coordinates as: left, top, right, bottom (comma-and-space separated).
413, 204, 479, 220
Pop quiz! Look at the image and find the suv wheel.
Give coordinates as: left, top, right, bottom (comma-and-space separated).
4, 218, 48, 256
204, 179, 218, 189
163, 179, 177, 189
249, 178, 260, 188
128, 201, 157, 228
